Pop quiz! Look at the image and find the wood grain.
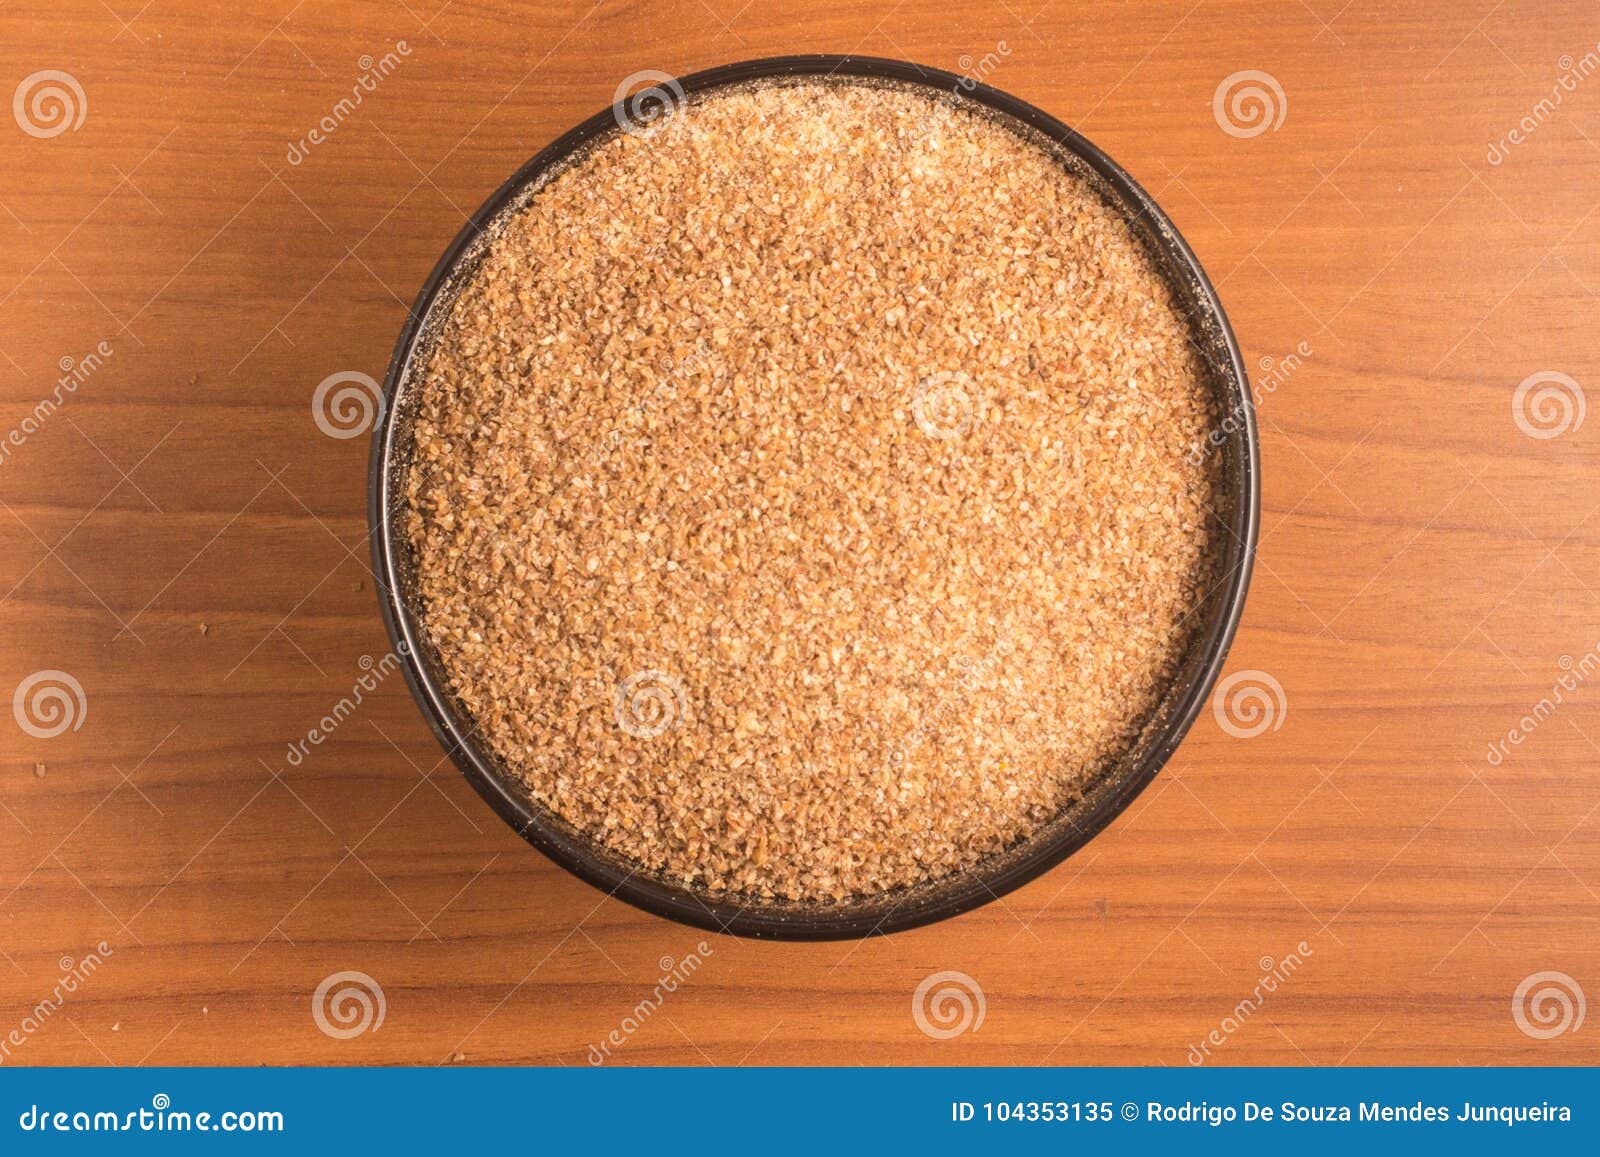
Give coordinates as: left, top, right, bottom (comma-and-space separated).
1, 0, 1598, 1066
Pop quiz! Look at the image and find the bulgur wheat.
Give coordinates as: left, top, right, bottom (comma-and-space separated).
403, 79, 1222, 903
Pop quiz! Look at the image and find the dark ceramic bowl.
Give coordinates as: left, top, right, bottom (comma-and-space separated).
368, 54, 1259, 940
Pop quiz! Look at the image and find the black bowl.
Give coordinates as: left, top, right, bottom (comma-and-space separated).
368, 54, 1259, 940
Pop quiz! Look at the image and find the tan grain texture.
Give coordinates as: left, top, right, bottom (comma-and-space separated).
405, 80, 1222, 903
0, 0, 1598, 1066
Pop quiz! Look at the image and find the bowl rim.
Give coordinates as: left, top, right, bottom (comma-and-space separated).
367, 53, 1260, 941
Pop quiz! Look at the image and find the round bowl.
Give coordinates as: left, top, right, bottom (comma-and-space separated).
368, 54, 1259, 940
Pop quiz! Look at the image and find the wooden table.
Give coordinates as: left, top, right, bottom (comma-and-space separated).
1, 0, 1597, 1066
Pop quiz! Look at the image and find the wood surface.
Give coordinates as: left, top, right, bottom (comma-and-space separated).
1, 0, 1598, 1066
